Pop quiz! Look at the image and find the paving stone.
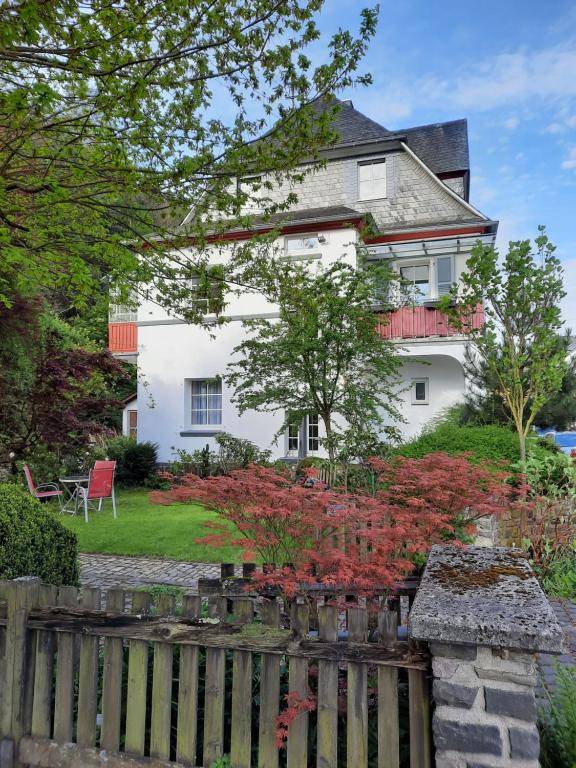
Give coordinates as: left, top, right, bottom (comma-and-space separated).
79, 553, 236, 591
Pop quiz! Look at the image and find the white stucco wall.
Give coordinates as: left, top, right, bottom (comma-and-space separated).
390, 349, 467, 440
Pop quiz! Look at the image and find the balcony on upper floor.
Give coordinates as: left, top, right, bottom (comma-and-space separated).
377, 304, 484, 341
108, 322, 138, 356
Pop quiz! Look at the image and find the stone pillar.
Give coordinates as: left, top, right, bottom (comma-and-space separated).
409, 545, 564, 768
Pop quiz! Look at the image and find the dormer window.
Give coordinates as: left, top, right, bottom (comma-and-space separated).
284, 235, 321, 260
357, 159, 386, 201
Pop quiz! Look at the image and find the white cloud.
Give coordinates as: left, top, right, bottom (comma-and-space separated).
372, 43, 576, 121
504, 116, 519, 130
561, 147, 576, 169
545, 122, 565, 133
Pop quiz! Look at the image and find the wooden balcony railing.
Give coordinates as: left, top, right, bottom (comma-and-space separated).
108, 322, 137, 353
377, 304, 484, 340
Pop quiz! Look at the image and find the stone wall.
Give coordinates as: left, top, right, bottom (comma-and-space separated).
495, 498, 576, 547
409, 545, 564, 768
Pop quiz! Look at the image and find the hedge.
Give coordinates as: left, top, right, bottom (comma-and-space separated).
0, 484, 79, 586
395, 424, 526, 465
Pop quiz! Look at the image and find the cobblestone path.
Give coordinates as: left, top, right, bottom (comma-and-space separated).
539, 598, 576, 691
79, 553, 230, 592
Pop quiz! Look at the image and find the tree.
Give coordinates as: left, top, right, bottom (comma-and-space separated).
151, 454, 526, 597
0, 1, 378, 315
457, 332, 576, 432
225, 259, 403, 465
0, 295, 125, 469
443, 228, 567, 465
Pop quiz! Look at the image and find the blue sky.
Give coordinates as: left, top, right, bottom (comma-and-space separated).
317, 0, 576, 329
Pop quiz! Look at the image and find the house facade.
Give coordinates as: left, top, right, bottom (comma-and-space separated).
109, 99, 497, 462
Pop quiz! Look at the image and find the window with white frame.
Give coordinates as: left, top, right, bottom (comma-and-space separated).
287, 422, 300, 454
190, 379, 222, 425
358, 159, 386, 201
411, 378, 429, 405
284, 235, 321, 260
308, 414, 320, 452
109, 289, 138, 322
400, 263, 430, 303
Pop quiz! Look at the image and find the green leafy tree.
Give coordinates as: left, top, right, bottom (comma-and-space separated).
0, 1, 378, 316
225, 259, 403, 466
443, 228, 567, 466
457, 333, 576, 432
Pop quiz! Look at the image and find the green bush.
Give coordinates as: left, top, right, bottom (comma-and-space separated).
0, 484, 79, 586
169, 433, 271, 478
539, 664, 576, 768
395, 424, 522, 464
107, 436, 158, 486
516, 452, 576, 499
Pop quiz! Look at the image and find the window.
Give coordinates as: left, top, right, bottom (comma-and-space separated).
358, 159, 386, 201
308, 414, 319, 452
287, 422, 299, 454
411, 378, 429, 405
284, 235, 321, 260
237, 175, 263, 211
436, 255, 454, 296
109, 289, 137, 322
400, 264, 430, 303
188, 266, 226, 315
190, 379, 222, 425
127, 410, 137, 440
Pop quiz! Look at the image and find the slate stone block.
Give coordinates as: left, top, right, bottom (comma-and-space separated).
430, 642, 477, 661
509, 726, 540, 759
484, 687, 536, 721
433, 680, 479, 709
433, 716, 502, 756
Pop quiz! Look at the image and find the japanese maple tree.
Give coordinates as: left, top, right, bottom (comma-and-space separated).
152, 453, 527, 597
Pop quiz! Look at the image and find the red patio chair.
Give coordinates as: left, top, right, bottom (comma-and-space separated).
94, 460, 117, 470
79, 466, 117, 523
23, 464, 63, 508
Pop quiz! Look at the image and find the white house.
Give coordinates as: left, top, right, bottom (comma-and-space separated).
109, 98, 497, 462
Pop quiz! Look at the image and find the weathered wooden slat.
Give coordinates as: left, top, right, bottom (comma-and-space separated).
317, 604, 338, 768
100, 589, 125, 752
347, 607, 368, 768
14, 610, 427, 669
230, 598, 253, 768
258, 600, 281, 768
377, 609, 399, 768
53, 586, 78, 744
408, 668, 432, 768
125, 591, 152, 757
19, 735, 190, 768
31, 585, 57, 739
150, 593, 175, 761
77, 588, 102, 748
287, 601, 310, 768
176, 594, 200, 766
0, 577, 40, 747
203, 597, 227, 767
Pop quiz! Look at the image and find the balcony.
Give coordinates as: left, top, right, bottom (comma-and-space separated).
108, 322, 137, 354
377, 304, 484, 340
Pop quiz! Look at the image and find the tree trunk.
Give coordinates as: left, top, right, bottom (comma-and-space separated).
322, 415, 336, 487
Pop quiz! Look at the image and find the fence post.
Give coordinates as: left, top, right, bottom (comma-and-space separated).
409, 545, 564, 768
0, 577, 40, 768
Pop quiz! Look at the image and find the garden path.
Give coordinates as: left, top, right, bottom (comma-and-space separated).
79, 552, 239, 592
538, 598, 576, 691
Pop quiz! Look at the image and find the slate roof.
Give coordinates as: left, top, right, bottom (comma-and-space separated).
312, 96, 469, 176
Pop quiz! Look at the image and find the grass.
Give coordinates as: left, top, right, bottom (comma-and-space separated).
58, 487, 241, 563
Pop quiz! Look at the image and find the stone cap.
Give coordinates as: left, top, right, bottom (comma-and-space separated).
408, 545, 564, 654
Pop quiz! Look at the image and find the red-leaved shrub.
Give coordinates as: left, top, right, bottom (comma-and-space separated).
150, 452, 530, 597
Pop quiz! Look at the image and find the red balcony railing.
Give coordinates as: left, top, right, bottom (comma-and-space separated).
108, 322, 137, 354
377, 304, 484, 340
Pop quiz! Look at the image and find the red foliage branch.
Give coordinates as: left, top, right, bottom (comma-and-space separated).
151, 453, 532, 597
275, 692, 317, 748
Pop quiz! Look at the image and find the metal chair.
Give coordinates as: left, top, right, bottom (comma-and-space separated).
79, 466, 117, 523
23, 465, 63, 508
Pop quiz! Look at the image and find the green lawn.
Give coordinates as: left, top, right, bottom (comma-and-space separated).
58, 488, 240, 563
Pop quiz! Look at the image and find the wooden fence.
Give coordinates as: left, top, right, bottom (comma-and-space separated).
0, 576, 431, 768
